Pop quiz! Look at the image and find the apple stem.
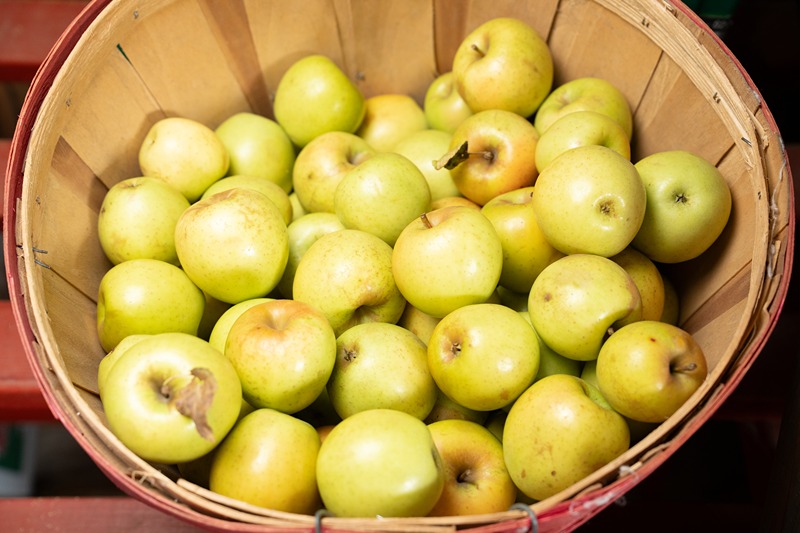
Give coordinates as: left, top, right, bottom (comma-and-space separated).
470, 43, 486, 57
671, 362, 698, 373
420, 212, 433, 229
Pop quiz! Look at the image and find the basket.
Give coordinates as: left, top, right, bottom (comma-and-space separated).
2, 0, 795, 531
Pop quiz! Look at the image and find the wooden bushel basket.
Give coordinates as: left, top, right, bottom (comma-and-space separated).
3, 0, 795, 531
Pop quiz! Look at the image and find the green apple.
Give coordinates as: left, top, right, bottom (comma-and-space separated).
518, 310, 584, 380
430, 195, 481, 211
532, 144, 646, 257
355, 93, 428, 152
503, 374, 630, 501
196, 292, 232, 341
334, 152, 431, 246
292, 131, 376, 214
611, 246, 665, 322
316, 408, 444, 517
327, 322, 437, 420
98, 176, 190, 266
596, 320, 708, 423
392, 129, 461, 202
214, 112, 295, 193
424, 388, 488, 425
292, 229, 406, 336
273, 54, 366, 148
452, 17, 553, 117
484, 409, 507, 442
396, 302, 441, 346
528, 254, 643, 362
207, 297, 273, 354
277, 212, 346, 299
290, 192, 307, 221
441, 109, 539, 206
534, 77, 633, 139
209, 408, 321, 514
200, 174, 293, 226
392, 206, 503, 318
100, 332, 242, 464
535, 110, 631, 173
661, 275, 681, 325
428, 303, 540, 411
224, 299, 337, 414
632, 150, 732, 263
174, 187, 289, 304
423, 71, 474, 134
427, 419, 517, 516
138, 116, 229, 202
481, 185, 565, 294
294, 386, 341, 429
97, 333, 151, 396
96, 258, 205, 352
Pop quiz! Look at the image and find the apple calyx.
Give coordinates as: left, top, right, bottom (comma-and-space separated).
433, 141, 494, 171
162, 367, 218, 441
457, 467, 477, 486
670, 361, 698, 374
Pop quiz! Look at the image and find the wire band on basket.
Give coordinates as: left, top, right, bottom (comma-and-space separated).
509, 503, 539, 533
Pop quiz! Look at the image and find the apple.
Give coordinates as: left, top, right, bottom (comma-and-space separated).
428, 303, 540, 411
197, 292, 232, 341
392, 206, 503, 318
174, 187, 289, 304
289, 192, 307, 221
661, 275, 681, 325
355, 93, 428, 152
484, 410, 507, 442
292, 131, 376, 214
452, 17, 553, 118
534, 77, 633, 139
98, 176, 190, 266
276, 212, 346, 299
96, 334, 151, 396
423, 71, 474, 134
430, 195, 481, 211
503, 374, 630, 501
273, 54, 366, 148
334, 152, 431, 246
611, 246, 666, 322
316, 408, 444, 517
294, 386, 341, 429
396, 302, 441, 346
207, 297, 273, 354
327, 322, 438, 420
528, 254, 643, 362
631, 150, 732, 263
439, 109, 539, 206
214, 112, 295, 193
392, 129, 461, 202
424, 388, 488, 425
200, 174, 293, 226
224, 299, 337, 414
292, 229, 406, 336
595, 320, 708, 423
481, 185, 565, 294
138, 117, 229, 202
518, 310, 584, 380
532, 144, 646, 257
496, 286, 529, 312
100, 332, 243, 464
534, 110, 631, 173
96, 258, 206, 352
209, 408, 321, 514
427, 419, 517, 516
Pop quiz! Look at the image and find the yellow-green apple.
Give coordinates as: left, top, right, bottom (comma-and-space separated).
611, 247, 665, 321
224, 299, 337, 414
424, 388, 488, 425
631, 150, 732, 263
532, 144, 646, 257
518, 310, 583, 380
207, 297, 273, 354
392, 206, 503, 318
439, 109, 539, 206
503, 374, 630, 501
295, 386, 341, 429
292, 229, 406, 336
431, 195, 481, 211
428, 303, 540, 411
452, 17, 553, 117
96, 258, 205, 352
661, 275, 680, 325
534, 77, 633, 139
327, 322, 437, 420
174, 187, 289, 304
292, 131, 376, 214
100, 332, 242, 464
496, 286, 529, 312
273, 54, 366, 148
209, 408, 321, 513
334, 152, 431, 246
535, 110, 631, 173
392, 129, 461, 202
97, 334, 151, 396
481, 185, 565, 294
355, 93, 428, 152
484, 409, 507, 442
424, 71, 474, 134
277, 212, 346, 299
98, 176, 190, 266
316, 408, 444, 517
138, 116, 229, 202
596, 320, 708, 423
197, 292, 232, 341
214, 111, 295, 192
528, 254, 643, 362
290, 192, 307, 221
427, 419, 517, 516
397, 302, 441, 346
200, 174, 293, 226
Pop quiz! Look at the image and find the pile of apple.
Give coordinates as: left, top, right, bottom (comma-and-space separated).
94, 16, 733, 519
